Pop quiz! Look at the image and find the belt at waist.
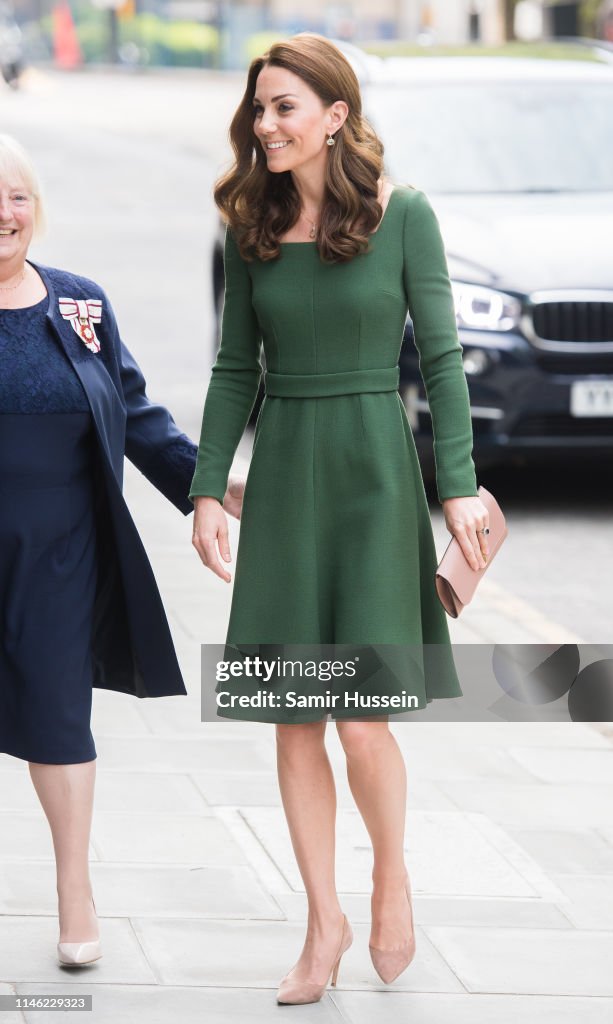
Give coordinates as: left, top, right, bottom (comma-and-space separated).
264, 366, 400, 398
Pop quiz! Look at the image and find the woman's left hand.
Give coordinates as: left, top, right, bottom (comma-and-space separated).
222, 474, 246, 520
441, 495, 490, 571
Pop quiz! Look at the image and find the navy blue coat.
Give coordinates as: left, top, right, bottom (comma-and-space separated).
30, 260, 198, 698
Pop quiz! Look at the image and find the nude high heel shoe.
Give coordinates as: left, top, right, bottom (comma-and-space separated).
57, 895, 102, 967
369, 874, 416, 984
276, 912, 353, 1005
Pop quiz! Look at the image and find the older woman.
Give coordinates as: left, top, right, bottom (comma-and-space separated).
0, 134, 243, 967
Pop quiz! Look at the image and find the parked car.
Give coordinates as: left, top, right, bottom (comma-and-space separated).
0, 3, 24, 87
211, 49, 613, 478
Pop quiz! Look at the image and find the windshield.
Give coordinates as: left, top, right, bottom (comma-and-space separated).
366, 81, 613, 193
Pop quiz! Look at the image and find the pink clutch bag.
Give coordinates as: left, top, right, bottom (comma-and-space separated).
435, 485, 508, 618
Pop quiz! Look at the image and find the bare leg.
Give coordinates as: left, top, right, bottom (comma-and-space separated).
335, 719, 413, 948
275, 720, 346, 980
29, 761, 98, 943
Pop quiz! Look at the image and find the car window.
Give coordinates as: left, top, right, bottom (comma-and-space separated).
366, 81, 613, 193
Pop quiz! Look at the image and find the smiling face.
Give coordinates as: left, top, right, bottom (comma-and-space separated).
252, 64, 347, 177
0, 175, 35, 271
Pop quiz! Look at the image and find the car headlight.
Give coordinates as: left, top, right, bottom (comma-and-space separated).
451, 282, 521, 332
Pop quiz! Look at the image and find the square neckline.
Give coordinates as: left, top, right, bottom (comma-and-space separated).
279, 185, 401, 246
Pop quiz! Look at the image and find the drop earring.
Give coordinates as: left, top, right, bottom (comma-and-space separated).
327, 133, 335, 146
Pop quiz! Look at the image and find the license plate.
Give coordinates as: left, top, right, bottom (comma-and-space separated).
570, 379, 613, 417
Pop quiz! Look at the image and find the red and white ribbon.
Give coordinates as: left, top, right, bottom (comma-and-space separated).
59, 297, 103, 353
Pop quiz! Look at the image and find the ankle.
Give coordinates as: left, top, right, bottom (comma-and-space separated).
57, 883, 94, 905
306, 906, 344, 934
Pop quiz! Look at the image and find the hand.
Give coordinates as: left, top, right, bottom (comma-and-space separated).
441, 495, 490, 571
191, 496, 232, 582
222, 474, 246, 521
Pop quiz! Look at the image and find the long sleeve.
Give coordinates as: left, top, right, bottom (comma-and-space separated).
402, 188, 478, 503
188, 226, 263, 504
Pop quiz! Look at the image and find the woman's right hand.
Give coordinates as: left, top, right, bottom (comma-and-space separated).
191, 496, 232, 582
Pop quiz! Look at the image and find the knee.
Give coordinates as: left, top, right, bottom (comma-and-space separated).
275, 721, 326, 762
335, 721, 390, 762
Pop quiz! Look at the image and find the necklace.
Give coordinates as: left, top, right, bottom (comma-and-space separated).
299, 209, 318, 239
0, 268, 26, 292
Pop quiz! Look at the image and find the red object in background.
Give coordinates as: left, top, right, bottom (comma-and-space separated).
52, 1, 83, 69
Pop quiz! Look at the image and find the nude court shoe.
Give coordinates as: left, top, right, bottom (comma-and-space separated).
276, 912, 353, 1005
369, 874, 416, 984
57, 895, 102, 967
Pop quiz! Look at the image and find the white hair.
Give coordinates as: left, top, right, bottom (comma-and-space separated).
0, 133, 46, 237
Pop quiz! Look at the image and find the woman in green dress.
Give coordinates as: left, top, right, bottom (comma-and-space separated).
190, 33, 490, 1004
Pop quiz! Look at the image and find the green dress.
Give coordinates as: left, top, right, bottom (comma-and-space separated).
189, 185, 479, 721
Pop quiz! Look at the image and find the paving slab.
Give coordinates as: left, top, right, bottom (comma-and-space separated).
92, 772, 209, 815
597, 824, 613, 849
387, 743, 538, 783
451, 610, 562, 644
0, 863, 282, 920
0, 765, 43, 813
190, 771, 284, 807
508, 827, 613, 875
549, 874, 613, 930
90, 813, 246, 866
507, 746, 613, 784
0, 983, 24, 1024
241, 807, 565, 900
389, 722, 610, 750
192, 770, 462, 812
271, 892, 572, 930
0, 918, 155, 985
130, 918, 465, 992
437, 780, 613, 829
332, 991, 613, 1024
136, 698, 210, 736
93, 735, 276, 774
90, 692, 153, 736
16, 984, 344, 1024
423, 925, 613, 996
0, 813, 96, 863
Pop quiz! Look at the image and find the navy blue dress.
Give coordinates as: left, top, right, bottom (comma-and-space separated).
0, 295, 98, 764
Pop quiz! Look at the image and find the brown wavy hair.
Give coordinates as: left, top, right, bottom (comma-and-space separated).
213, 33, 387, 264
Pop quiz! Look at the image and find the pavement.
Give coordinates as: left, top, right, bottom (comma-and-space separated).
1, 65, 612, 1024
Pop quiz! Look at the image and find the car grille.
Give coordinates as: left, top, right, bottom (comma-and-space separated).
531, 298, 613, 344
511, 414, 613, 437
535, 352, 613, 375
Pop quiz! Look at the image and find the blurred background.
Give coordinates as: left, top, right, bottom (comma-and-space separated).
2, 0, 613, 72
